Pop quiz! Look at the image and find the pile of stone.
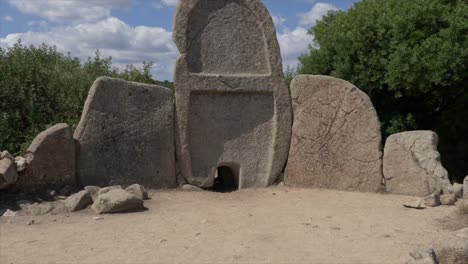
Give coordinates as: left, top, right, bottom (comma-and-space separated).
2, 184, 148, 217
407, 228, 468, 264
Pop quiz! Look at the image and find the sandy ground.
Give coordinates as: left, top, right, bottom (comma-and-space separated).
0, 186, 465, 264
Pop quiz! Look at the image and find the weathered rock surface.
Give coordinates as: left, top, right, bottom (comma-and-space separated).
424, 194, 441, 207
383, 131, 452, 197
285, 75, 383, 192
440, 194, 457, 205
456, 200, 468, 214
74, 77, 176, 188
450, 183, 464, 198
404, 198, 426, 209
65, 190, 93, 212
14, 156, 26, 172
98, 185, 122, 196
1, 151, 14, 162
173, 0, 292, 188
91, 189, 144, 214
433, 233, 468, 264
14, 123, 76, 193
125, 184, 148, 200
407, 249, 437, 264
464, 176, 468, 199
84, 186, 101, 202
0, 158, 18, 189
180, 184, 204, 192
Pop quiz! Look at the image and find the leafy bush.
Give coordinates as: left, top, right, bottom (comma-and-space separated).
298, 0, 468, 182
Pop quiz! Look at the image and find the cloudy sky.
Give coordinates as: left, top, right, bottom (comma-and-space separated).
0, 0, 358, 81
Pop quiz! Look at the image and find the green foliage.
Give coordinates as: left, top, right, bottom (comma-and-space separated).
0, 41, 173, 155
299, 0, 468, 182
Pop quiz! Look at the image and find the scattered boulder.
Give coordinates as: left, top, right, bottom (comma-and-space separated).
98, 185, 122, 196
14, 123, 76, 193
1, 150, 14, 162
464, 176, 468, 199
440, 194, 457, 206
286, 75, 383, 192
404, 198, 426, 209
383, 131, 452, 197
424, 194, 441, 207
65, 190, 93, 212
449, 183, 464, 198
125, 184, 148, 200
180, 184, 204, 192
74, 77, 176, 189
433, 234, 468, 264
14, 156, 26, 172
0, 158, 18, 190
91, 189, 144, 214
407, 249, 437, 264
84, 186, 101, 202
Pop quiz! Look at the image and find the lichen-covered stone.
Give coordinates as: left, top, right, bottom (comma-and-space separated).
74, 77, 176, 188
383, 131, 451, 197
285, 75, 383, 192
173, 0, 292, 188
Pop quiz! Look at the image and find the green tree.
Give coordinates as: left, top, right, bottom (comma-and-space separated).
299, 0, 468, 182
0, 41, 174, 155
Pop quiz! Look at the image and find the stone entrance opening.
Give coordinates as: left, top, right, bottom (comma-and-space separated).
212, 166, 238, 193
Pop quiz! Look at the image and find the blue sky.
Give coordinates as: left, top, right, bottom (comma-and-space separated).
0, 0, 359, 80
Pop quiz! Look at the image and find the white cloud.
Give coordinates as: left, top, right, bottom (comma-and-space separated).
153, 0, 178, 8
0, 17, 178, 80
298, 2, 338, 28
277, 27, 313, 70
7, 0, 134, 24
272, 15, 286, 29
2, 16, 14, 22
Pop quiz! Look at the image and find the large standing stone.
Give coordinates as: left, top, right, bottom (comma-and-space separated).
285, 75, 383, 192
14, 123, 75, 193
74, 77, 176, 188
173, 0, 292, 188
383, 131, 452, 197
0, 158, 18, 190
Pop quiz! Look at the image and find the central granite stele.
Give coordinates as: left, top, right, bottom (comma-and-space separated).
173, 0, 292, 189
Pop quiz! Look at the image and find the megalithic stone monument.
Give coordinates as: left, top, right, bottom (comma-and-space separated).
173, 0, 292, 189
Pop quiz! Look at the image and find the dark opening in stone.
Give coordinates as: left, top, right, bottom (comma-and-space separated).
212, 166, 238, 193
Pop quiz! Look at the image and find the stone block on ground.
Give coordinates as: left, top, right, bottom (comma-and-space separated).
74, 77, 176, 189
65, 190, 93, 212
440, 194, 457, 205
404, 198, 426, 209
91, 189, 144, 214
424, 194, 441, 207
285, 75, 383, 192
0, 158, 18, 190
14, 123, 76, 193
383, 131, 452, 197
125, 184, 148, 200
173, 0, 292, 189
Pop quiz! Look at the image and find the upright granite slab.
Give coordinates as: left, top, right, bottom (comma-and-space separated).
74, 77, 176, 188
14, 123, 76, 192
173, 0, 292, 188
383, 131, 452, 197
285, 75, 383, 192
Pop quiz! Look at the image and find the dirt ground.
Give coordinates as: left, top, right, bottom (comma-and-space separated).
0, 186, 465, 264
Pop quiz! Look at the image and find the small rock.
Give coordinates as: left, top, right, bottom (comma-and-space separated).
1, 150, 15, 162
440, 194, 457, 206
180, 184, 204, 192
407, 248, 437, 264
23, 202, 54, 216
200, 219, 208, 224
65, 190, 92, 212
125, 184, 148, 200
0, 158, 18, 189
277, 182, 285, 187
98, 185, 122, 196
449, 183, 464, 198
456, 200, 468, 215
2, 209, 16, 217
84, 186, 101, 202
404, 198, 426, 209
93, 216, 104, 221
14, 156, 27, 172
91, 189, 144, 214
424, 194, 441, 207
26, 220, 35, 225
